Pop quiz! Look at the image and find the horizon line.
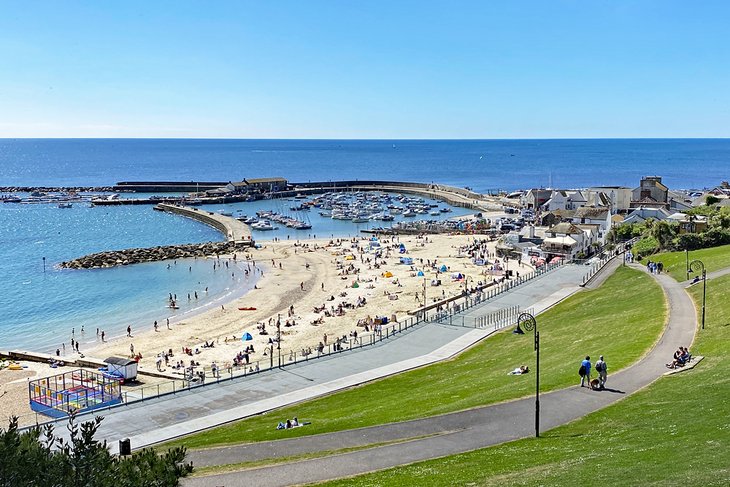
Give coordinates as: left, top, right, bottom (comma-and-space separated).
1, 136, 729, 141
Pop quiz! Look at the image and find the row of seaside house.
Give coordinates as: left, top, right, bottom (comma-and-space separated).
499, 177, 729, 262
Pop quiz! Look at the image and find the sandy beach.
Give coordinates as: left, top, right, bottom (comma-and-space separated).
2, 229, 530, 423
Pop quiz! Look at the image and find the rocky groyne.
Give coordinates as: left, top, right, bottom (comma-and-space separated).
59, 241, 248, 269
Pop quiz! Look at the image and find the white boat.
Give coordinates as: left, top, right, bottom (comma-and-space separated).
403, 210, 417, 217
243, 216, 259, 224
430, 210, 440, 216
218, 210, 233, 217
251, 220, 275, 231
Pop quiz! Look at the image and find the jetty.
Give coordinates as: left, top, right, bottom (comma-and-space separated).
60, 204, 254, 269
153, 203, 252, 243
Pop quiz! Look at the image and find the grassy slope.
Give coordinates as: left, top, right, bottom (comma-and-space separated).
168, 267, 665, 450
321, 275, 730, 487
651, 243, 730, 281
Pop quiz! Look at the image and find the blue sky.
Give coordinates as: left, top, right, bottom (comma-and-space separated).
0, 1, 728, 138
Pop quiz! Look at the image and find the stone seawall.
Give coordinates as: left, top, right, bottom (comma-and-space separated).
154, 203, 253, 242
59, 241, 247, 269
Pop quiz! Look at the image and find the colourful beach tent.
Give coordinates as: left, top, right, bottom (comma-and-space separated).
241, 332, 253, 341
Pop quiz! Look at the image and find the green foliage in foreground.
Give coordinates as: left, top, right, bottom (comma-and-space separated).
651, 243, 730, 281
319, 275, 730, 487
168, 267, 665, 450
0, 414, 192, 487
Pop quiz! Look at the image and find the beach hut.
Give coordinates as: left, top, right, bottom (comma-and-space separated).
104, 357, 138, 381
241, 332, 253, 341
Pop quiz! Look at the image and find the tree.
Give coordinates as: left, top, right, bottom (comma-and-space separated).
706, 195, 720, 206
0, 415, 192, 487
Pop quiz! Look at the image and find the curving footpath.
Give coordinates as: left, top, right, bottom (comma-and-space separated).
184, 264, 699, 487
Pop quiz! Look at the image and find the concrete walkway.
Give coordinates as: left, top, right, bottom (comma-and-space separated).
184, 265, 698, 487
682, 265, 730, 287
46, 264, 590, 453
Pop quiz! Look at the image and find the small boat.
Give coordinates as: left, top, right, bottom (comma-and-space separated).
218, 210, 233, 217
430, 210, 440, 216
58, 203, 73, 209
403, 210, 416, 217
251, 220, 275, 231
440, 207, 451, 213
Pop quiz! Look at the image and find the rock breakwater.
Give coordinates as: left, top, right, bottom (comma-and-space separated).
59, 241, 248, 269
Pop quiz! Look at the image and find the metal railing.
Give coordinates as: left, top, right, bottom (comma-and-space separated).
579, 238, 639, 286
19, 257, 569, 429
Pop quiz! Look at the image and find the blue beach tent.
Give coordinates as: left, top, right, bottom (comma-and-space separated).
241, 332, 253, 341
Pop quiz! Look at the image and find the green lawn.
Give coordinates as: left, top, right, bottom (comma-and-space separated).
167, 267, 665, 450
651, 243, 730, 281
318, 274, 730, 487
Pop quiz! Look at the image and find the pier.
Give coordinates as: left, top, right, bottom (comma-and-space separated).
154, 203, 253, 243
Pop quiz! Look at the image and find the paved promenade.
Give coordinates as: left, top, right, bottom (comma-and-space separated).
48, 263, 590, 453
183, 263, 698, 487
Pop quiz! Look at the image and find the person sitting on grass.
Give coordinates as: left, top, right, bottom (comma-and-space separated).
508, 365, 529, 375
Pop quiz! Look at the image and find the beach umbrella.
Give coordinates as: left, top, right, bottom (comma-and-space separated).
241, 332, 253, 341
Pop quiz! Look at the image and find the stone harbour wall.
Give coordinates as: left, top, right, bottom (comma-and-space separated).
59, 241, 248, 269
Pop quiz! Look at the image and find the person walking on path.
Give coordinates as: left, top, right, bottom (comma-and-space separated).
595, 355, 607, 389
579, 355, 591, 387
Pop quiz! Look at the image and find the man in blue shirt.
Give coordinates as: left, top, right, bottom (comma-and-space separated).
580, 355, 592, 387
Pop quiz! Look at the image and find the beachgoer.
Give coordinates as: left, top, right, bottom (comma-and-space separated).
130, 343, 135, 356
595, 355, 607, 388
127, 325, 132, 337
580, 356, 591, 387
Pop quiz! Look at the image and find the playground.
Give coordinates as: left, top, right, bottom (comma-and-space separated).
29, 369, 123, 418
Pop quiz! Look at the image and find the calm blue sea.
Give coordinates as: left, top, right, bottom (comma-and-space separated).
0, 138, 727, 352
1, 138, 728, 191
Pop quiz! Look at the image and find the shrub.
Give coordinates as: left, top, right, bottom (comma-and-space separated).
632, 236, 659, 257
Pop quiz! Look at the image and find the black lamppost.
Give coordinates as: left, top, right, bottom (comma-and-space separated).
689, 260, 706, 330
276, 314, 282, 367
516, 312, 540, 437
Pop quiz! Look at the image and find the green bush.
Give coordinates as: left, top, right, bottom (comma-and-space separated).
0, 415, 193, 486
632, 236, 659, 257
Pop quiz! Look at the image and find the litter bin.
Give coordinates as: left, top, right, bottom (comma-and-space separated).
119, 438, 131, 456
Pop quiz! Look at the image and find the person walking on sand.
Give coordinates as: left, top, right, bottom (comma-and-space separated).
579, 355, 591, 387
127, 325, 132, 337
595, 355, 607, 389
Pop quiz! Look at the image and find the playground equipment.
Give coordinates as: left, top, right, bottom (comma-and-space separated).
29, 369, 123, 418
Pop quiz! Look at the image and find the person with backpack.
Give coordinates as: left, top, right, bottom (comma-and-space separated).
595, 355, 607, 389
579, 355, 591, 387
